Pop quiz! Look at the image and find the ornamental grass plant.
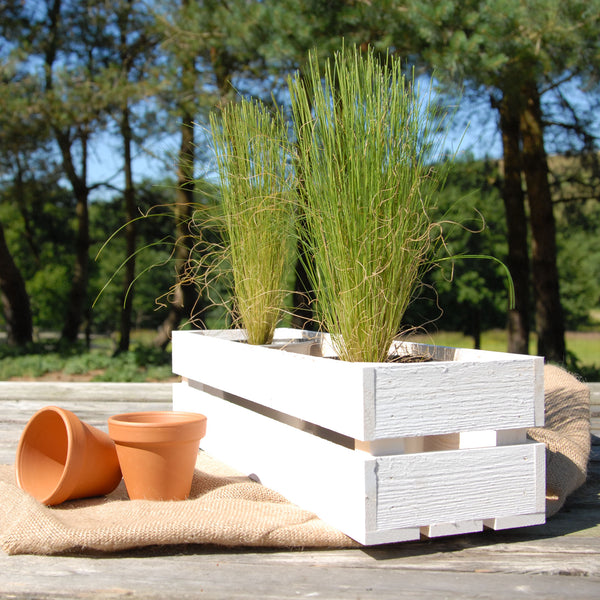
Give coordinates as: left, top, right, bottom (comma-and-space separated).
209, 99, 296, 345
289, 47, 454, 362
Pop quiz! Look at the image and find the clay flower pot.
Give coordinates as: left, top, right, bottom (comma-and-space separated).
108, 411, 207, 501
15, 406, 122, 506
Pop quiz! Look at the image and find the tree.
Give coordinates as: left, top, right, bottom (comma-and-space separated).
89, 179, 179, 334
13, 0, 116, 343
391, 0, 600, 362
148, 1, 404, 337
41, 0, 91, 343
404, 158, 510, 347
498, 94, 530, 354
107, 0, 163, 352
0, 220, 32, 345
2, 0, 161, 344
150, 0, 287, 345
152, 0, 214, 347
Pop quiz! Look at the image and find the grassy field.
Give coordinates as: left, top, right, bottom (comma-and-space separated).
405, 329, 598, 358
0, 328, 598, 382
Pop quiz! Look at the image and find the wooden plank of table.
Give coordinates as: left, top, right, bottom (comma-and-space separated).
0, 381, 173, 404
0, 382, 599, 599
0, 538, 599, 600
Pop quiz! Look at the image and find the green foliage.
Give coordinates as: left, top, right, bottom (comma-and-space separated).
90, 179, 181, 333
289, 46, 455, 362
27, 265, 72, 329
0, 176, 75, 330
404, 158, 510, 341
555, 198, 600, 329
91, 345, 174, 382
399, 0, 600, 93
0, 338, 173, 382
406, 155, 600, 352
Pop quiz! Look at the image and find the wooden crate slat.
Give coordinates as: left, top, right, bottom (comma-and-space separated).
375, 443, 545, 530
173, 381, 371, 544
421, 520, 484, 538
372, 359, 543, 437
173, 330, 368, 439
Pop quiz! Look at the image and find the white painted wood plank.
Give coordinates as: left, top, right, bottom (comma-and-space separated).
172, 329, 544, 441
355, 438, 408, 455
372, 358, 543, 437
484, 512, 547, 530
362, 455, 421, 545
421, 519, 483, 538
361, 526, 421, 546
496, 428, 529, 445
375, 443, 545, 530
459, 430, 498, 448
173, 381, 373, 544
172, 330, 369, 440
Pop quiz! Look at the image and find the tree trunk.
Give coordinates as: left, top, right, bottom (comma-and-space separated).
520, 81, 566, 363
58, 132, 90, 343
468, 307, 481, 350
44, 0, 90, 344
153, 110, 204, 349
0, 220, 33, 346
498, 93, 530, 354
14, 160, 41, 268
116, 105, 136, 353
154, 0, 214, 348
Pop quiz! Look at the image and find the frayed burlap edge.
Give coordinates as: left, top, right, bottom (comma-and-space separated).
528, 364, 591, 516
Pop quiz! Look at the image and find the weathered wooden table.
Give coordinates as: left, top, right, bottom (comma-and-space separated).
0, 381, 598, 599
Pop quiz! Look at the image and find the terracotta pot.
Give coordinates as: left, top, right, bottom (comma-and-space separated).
107, 411, 207, 501
15, 406, 122, 506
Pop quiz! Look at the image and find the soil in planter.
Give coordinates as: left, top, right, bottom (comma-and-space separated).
322, 353, 434, 363
387, 353, 434, 363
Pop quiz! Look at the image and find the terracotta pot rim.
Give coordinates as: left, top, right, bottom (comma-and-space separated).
108, 411, 206, 428
108, 411, 207, 444
16, 406, 89, 505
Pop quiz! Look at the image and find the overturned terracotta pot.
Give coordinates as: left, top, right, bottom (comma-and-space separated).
108, 411, 207, 501
15, 406, 122, 506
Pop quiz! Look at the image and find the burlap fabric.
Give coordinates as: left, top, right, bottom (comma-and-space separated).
527, 364, 591, 516
0, 452, 357, 555
0, 365, 591, 555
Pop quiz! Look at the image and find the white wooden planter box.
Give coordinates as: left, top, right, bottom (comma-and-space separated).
172, 328, 546, 545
